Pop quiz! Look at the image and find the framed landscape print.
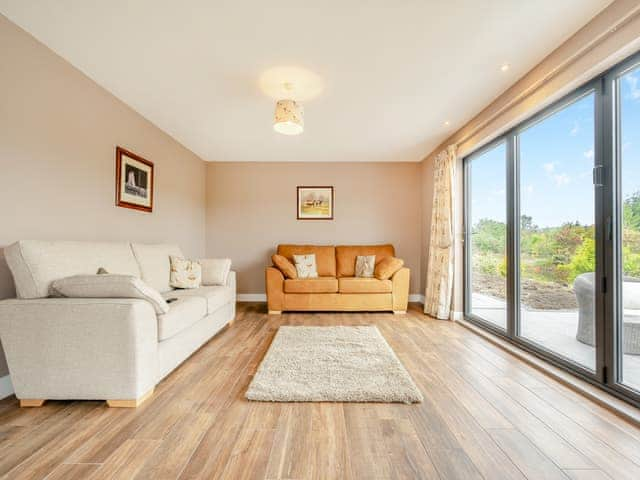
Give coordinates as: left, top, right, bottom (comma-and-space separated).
115, 146, 154, 212
297, 186, 334, 220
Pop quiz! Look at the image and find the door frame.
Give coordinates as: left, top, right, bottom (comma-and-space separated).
462, 51, 640, 406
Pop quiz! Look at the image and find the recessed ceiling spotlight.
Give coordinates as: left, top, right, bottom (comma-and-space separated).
444, 120, 450, 127
501, 63, 510, 72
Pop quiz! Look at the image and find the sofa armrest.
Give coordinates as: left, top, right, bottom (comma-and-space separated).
226, 270, 237, 290
265, 267, 285, 312
0, 298, 158, 400
391, 267, 410, 312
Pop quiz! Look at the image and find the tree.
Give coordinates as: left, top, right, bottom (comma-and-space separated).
472, 219, 506, 255
520, 214, 536, 231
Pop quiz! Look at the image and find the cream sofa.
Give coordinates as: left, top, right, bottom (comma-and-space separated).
266, 244, 410, 313
0, 240, 236, 407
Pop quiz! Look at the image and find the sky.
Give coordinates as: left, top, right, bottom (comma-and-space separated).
470, 64, 640, 229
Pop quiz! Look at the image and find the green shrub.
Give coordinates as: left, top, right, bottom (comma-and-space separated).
558, 238, 595, 284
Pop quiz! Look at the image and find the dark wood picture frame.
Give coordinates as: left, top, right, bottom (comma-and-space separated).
115, 146, 154, 213
296, 186, 334, 220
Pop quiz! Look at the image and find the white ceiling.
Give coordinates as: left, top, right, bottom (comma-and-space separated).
1, 0, 612, 162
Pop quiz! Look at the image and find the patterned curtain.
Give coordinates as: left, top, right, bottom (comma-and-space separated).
424, 145, 456, 320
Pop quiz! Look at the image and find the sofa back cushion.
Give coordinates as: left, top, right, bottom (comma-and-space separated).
335, 244, 395, 278
5, 240, 141, 299
131, 243, 184, 293
277, 245, 336, 277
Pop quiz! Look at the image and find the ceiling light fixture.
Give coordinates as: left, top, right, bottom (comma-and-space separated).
501, 63, 510, 72
444, 120, 450, 127
274, 98, 304, 135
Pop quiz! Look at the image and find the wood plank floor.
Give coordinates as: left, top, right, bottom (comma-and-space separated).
1, 302, 640, 479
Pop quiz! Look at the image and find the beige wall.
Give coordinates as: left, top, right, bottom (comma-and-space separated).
420, 0, 640, 314
0, 15, 207, 377
205, 162, 422, 295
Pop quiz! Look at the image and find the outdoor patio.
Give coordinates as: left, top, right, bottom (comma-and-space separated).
471, 293, 640, 391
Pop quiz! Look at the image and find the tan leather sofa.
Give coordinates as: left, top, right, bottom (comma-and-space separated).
265, 244, 410, 314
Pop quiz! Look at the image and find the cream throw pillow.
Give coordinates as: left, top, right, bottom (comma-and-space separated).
51, 274, 169, 314
200, 258, 232, 285
355, 255, 376, 278
293, 254, 318, 278
170, 256, 202, 289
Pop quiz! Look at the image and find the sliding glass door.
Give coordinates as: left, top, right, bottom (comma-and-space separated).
614, 60, 640, 393
466, 142, 508, 330
517, 92, 597, 370
463, 49, 640, 406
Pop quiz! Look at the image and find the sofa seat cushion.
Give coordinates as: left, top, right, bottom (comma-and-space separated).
157, 296, 207, 341
284, 277, 338, 293
338, 277, 392, 293
162, 286, 234, 315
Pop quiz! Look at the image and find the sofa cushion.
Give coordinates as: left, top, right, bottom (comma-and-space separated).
131, 243, 184, 293
163, 285, 234, 314
338, 277, 392, 293
157, 296, 207, 341
284, 277, 339, 294
277, 245, 336, 277
336, 245, 395, 278
355, 255, 376, 278
52, 274, 169, 314
272, 254, 297, 279
374, 256, 405, 280
4, 240, 141, 299
200, 258, 232, 285
293, 254, 318, 278
169, 256, 202, 289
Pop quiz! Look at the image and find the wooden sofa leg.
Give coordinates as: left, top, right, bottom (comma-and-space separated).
393, 310, 407, 315
268, 310, 282, 315
19, 399, 46, 408
106, 388, 154, 408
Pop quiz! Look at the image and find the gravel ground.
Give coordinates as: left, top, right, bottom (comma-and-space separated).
472, 273, 578, 310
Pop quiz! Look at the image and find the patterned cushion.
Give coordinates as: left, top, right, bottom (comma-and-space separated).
293, 254, 318, 279
169, 256, 202, 289
355, 255, 375, 278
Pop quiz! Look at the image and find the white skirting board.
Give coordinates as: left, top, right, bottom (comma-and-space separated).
409, 294, 425, 303
238, 293, 426, 303
0, 374, 13, 400
237, 293, 267, 302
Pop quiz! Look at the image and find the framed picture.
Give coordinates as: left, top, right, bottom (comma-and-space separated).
297, 186, 334, 220
115, 146, 154, 212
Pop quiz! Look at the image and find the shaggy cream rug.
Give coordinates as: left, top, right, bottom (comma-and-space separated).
246, 326, 423, 403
